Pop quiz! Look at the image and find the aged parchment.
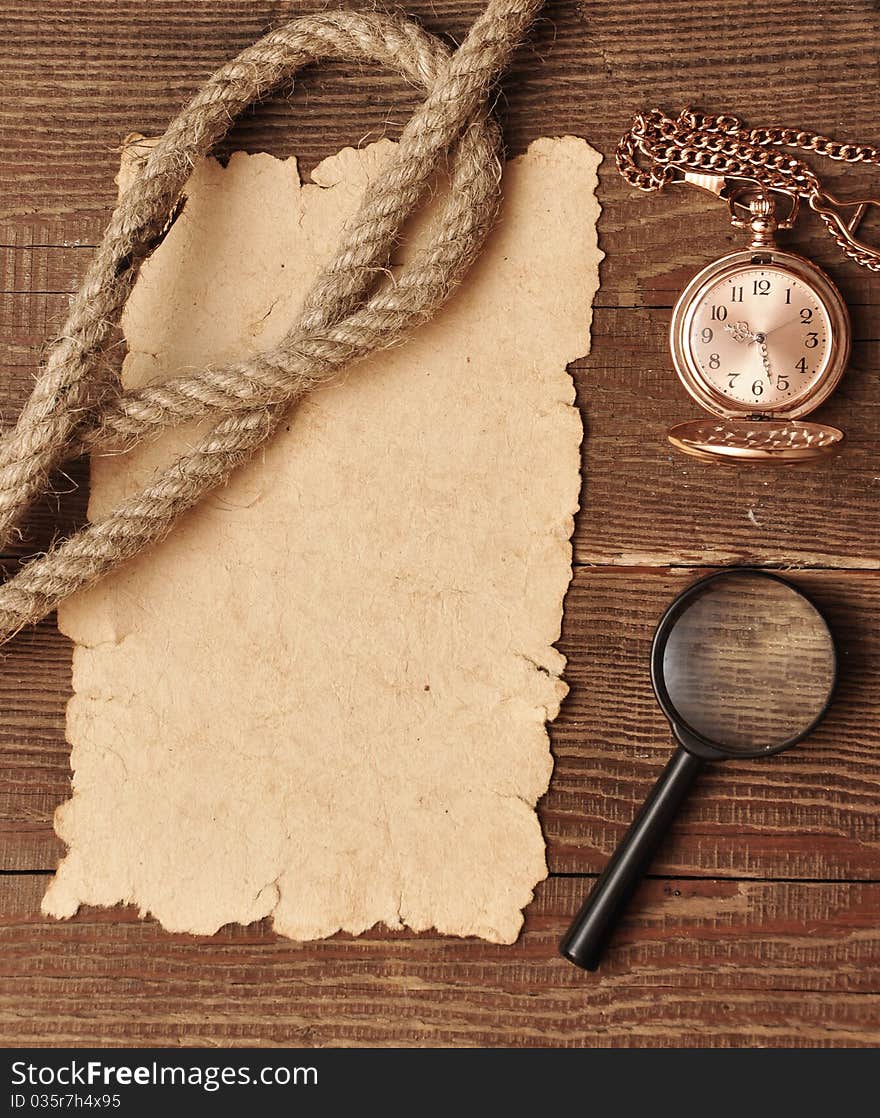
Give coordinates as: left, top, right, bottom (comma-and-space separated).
43, 134, 602, 942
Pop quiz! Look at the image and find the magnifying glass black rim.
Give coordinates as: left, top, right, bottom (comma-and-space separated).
650, 568, 838, 761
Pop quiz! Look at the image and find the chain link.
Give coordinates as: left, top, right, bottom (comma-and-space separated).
617, 108, 880, 270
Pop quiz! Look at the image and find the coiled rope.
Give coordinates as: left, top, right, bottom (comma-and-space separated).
0, 1, 543, 639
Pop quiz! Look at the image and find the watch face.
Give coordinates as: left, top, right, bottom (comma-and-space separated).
670, 250, 851, 421
688, 265, 831, 410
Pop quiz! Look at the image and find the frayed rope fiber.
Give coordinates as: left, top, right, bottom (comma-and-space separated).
0, 0, 544, 641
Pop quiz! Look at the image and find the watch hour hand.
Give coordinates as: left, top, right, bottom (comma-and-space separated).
724, 320, 757, 344
723, 322, 773, 380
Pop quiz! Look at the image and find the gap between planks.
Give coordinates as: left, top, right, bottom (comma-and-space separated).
5, 869, 880, 885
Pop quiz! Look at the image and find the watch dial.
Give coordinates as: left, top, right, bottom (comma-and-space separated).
688, 266, 832, 410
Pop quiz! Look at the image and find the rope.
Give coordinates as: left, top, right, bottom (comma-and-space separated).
0, 2, 544, 640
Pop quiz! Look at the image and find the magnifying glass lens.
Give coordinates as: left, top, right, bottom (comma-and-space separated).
562, 570, 838, 971
661, 572, 835, 753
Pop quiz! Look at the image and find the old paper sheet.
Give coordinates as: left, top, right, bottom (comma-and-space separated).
43, 134, 602, 943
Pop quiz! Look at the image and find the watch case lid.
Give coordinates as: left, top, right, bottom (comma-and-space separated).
667, 417, 844, 463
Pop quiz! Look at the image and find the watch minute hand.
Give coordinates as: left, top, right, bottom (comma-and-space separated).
756, 334, 773, 382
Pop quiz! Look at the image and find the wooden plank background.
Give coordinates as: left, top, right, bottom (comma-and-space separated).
1, 0, 879, 1047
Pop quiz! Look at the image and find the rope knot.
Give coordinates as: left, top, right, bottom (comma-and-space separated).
0, 2, 543, 642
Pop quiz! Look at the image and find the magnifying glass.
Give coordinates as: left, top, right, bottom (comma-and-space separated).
560, 569, 837, 972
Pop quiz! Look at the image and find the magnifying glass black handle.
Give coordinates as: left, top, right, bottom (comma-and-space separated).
560, 746, 705, 972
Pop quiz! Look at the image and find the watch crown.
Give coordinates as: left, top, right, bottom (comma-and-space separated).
746, 194, 779, 247
724, 185, 798, 247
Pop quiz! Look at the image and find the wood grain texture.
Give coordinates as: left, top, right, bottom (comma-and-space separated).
575, 315, 880, 566
2, 875, 877, 1048
3, 568, 880, 880
0, 0, 879, 1048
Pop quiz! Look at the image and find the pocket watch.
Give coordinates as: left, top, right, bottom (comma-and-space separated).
617, 109, 880, 463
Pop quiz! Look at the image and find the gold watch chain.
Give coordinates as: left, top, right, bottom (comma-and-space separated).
617, 108, 880, 271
